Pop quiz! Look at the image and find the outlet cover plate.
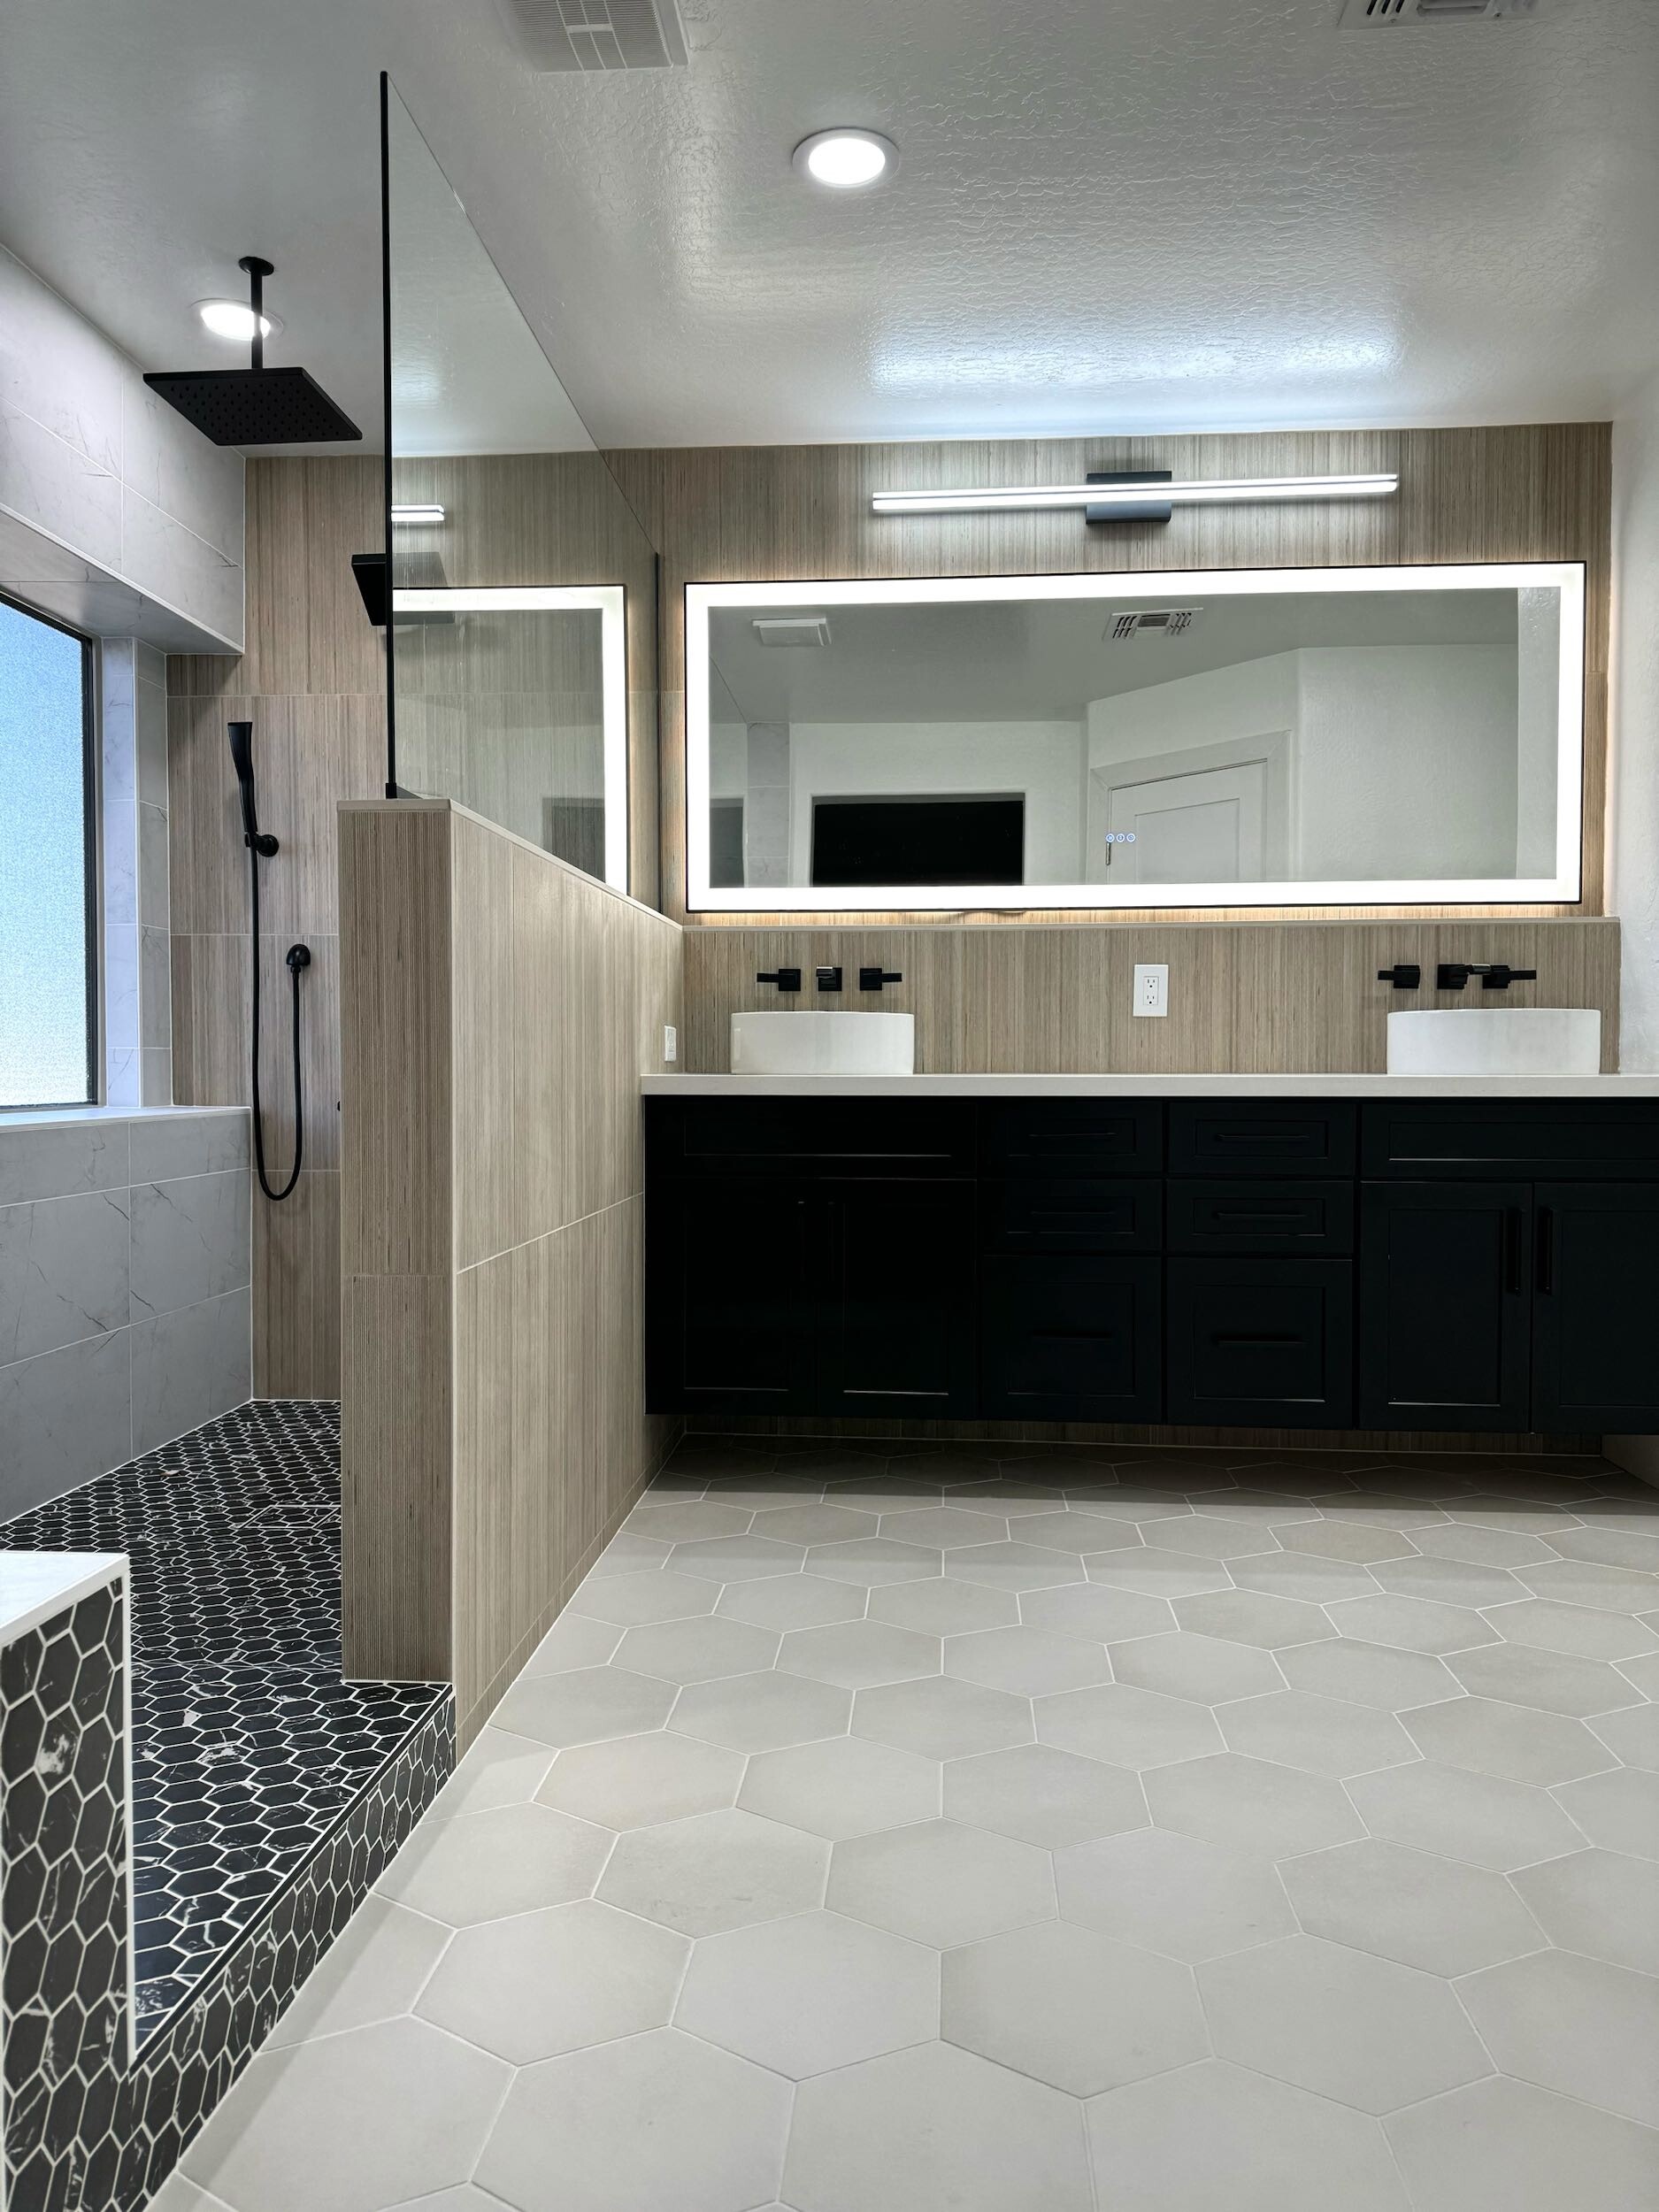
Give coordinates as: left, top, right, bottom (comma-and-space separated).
1133, 964, 1170, 1018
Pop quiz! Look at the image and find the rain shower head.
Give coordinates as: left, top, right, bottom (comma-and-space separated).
144, 257, 361, 447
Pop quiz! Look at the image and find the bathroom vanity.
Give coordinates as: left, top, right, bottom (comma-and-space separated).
643, 1078, 1659, 1436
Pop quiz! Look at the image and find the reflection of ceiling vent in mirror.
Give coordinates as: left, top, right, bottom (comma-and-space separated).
1106, 609, 1202, 641
1339, 0, 1540, 23
495, 0, 688, 71
752, 617, 833, 648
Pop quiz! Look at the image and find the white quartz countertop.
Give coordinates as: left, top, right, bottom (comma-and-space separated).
0, 1553, 126, 1647
642, 1073, 1659, 1098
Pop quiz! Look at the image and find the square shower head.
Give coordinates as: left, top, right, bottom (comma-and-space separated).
142, 365, 362, 447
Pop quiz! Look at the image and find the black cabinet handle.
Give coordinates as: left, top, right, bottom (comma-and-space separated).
1211, 1332, 1302, 1347
1212, 1209, 1304, 1224
1211, 1131, 1307, 1147
1537, 1205, 1555, 1294
1503, 1207, 1523, 1296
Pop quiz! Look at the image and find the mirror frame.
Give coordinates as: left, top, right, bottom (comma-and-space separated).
684, 562, 1586, 914
392, 583, 630, 893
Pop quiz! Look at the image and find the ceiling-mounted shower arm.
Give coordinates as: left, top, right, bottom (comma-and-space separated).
239, 256, 273, 370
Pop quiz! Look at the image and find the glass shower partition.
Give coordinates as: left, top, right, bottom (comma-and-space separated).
380, 75, 659, 900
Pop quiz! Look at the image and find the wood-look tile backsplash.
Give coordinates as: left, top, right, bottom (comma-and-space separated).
683, 918, 1621, 1073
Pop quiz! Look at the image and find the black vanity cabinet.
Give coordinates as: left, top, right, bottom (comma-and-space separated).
645, 1094, 1659, 1433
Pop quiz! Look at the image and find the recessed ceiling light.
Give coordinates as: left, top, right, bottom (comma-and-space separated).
195, 298, 281, 342
792, 128, 897, 188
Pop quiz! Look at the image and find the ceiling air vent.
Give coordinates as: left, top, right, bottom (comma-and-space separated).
1340, 0, 1540, 23
1106, 609, 1202, 641
752, 616, 833, 649
495, 0, 688, 71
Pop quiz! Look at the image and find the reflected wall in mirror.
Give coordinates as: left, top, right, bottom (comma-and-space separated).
686, 565, 1585, 913
384, 82, 656, 896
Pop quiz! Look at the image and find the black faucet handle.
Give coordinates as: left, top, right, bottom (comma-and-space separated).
858, 966, 903, 992
1436, 962, 1539, 993
1377, 964, 1421, 991
757, 967, 802, 992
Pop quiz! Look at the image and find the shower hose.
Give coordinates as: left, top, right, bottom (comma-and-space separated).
246, 837, 310, 1204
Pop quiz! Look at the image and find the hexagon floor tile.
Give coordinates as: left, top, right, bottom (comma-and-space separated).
156, 1431, 1659, 2212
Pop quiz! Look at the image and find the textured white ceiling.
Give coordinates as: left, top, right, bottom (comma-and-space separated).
0, 0, 1655, 453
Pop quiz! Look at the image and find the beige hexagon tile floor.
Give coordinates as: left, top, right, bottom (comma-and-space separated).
159, 1437, 1659, 2212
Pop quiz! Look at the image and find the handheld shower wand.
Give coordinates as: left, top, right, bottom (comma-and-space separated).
227, 721, 310, 1203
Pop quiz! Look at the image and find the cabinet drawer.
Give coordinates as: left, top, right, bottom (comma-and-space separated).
982, 1256, 1162, 1422
1362, 1102, 1659, 1182
647, 1099, 973, 1179
979, 1101, 1163, 1178
1168, 1179, 1354, 1256
1167, 1258, 1355, 1428
1170, 1101, 1356, 1178
981, 1178, 1160, 1255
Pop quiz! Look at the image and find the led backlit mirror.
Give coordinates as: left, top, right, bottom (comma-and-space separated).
685, 565, 1585, 912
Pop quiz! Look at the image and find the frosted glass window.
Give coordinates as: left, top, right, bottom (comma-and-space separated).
0, 598, 95, 1107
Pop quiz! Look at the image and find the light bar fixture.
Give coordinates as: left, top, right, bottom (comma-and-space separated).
872, 472, 1399, 518
390, 503, 446, 525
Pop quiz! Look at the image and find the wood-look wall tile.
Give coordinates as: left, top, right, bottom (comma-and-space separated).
254, 1168, 342, 1396
451, 811, 516, 1271
453, 1252, 516, 1714
511, 843, 566, 1247
342, 1270, 451, 1683
338, 803, 453, 1277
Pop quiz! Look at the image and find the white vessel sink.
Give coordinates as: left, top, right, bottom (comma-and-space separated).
731, 1010, 916, 1076
1387, 1008, 1601, 1077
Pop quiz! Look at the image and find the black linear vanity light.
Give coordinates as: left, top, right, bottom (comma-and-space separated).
871, 472, 1398, 523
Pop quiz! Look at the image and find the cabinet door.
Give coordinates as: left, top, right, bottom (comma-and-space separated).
1532, 1181, 1659, 1432
982, 1256, 1163, 1422
1358, 1182, 1532, 1432
646, 1177, 816, 1416
818, 1181, 978, 1418
1167, 1259, 1354, 1428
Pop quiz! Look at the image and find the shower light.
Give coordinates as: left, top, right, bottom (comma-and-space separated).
793, 128, 896, 188
196, 298, 279, 342
872, 472, 1399, 516
390, 503, 447, 524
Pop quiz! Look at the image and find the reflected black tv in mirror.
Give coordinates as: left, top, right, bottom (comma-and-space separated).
810, 795, 1025, 887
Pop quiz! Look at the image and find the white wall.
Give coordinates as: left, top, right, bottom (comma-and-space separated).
1612, 370, 1659, 1071
0, 246, 244, 649
1294, 644, 1515, 880
1087, 643, 1519, 883
783, 720, 1086, 883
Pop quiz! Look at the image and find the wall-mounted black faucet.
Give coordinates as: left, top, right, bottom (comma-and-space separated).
1436, 963, 1539, 993
859, 966, 903, 992
757, 967, 802, 993
1377, 964, 1422, 991
816, 967, 843, 993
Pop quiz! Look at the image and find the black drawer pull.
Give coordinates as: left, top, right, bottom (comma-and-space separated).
1210, 1331, 1302, 1347
1213, 1131, 1309, 1146
1212, 1209, 1305, 1224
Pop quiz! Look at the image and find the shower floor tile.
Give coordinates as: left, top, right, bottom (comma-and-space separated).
0, 1399, 448, 2041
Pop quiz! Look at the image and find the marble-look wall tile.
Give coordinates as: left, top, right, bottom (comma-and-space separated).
0, 247, 125, 473
102, 640, 137, 806
121, 368, 245, 566
129, 1170, 250, 1322
0, 1188, 130, 1363
0, 403, 122, 568
121, 493, 243, 649
139, 1048, 173, 1110
140, 928, 172, 1050
0, 1120, 129, 1206
106, 1051, 140, 1110
105, 926, 140, 1052
130, 1284, 250, 1455
0, 1329, 131, 1517
127, 1110, 248, 1185
105, 803, 138, 929
135, 670, 169, 811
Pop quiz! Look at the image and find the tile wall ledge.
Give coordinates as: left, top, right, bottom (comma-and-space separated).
0, 1106, 249, 1132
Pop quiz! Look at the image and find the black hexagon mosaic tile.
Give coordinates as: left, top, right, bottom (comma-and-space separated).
0, 1398, 453, 2212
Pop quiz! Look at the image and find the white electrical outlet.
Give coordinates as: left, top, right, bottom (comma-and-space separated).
1133, 964, 1169, 1018
663, 1024, 679, 1063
